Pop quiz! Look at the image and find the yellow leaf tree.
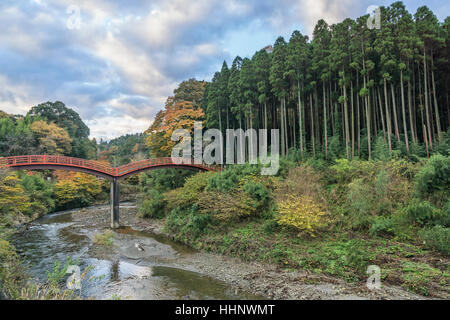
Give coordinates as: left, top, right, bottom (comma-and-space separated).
54, 172, 101, 209
0, 169, 30, 224
31, 120, 72, 155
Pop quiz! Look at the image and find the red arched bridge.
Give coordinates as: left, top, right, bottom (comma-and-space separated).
0, 155, 219, 228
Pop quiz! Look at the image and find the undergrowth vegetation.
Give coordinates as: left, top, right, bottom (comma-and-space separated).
139, 154, 449, 297
93, 230, 115, 247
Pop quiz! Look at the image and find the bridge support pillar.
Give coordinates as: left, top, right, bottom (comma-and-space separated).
110, 178, 120, 229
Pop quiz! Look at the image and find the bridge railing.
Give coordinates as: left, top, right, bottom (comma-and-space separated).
0, 155, 220, 176
115, 157, 220, 176
0, 155, 116, 175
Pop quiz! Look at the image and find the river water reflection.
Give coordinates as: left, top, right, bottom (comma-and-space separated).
12, 208, 262, 300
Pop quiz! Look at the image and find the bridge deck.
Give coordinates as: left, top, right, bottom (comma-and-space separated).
0, 155, 219, 179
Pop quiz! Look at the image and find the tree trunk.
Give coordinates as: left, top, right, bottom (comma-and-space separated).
310, 93, 315, 157
391, 84, 400, 143
366, 88, 372, 161
431, 54, 442, 143
218, 104, 223, 165
264, 102, 268, 130
350, 81, 355, 158
297, 82, 304, 159
362, 43, 371, 160
226, 106, 229, 131
384, 78, 392, 155
408, 78, 416, 144
292, 107, 296, 150
343, 72, 350, 159
283, 97, 288, 154
356, 73, 361, 155
280, 100, 285, 157
323, 81, 328, 159
423, 124, 429, 158
377, 88, 386, 140
423, 46, 433, 148
314, 87, 320, 151
330, 82, 334, 138
400, 69, 409, 153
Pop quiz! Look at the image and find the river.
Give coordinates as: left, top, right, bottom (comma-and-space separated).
11, 203, 423, 300
11, 204, 262, 300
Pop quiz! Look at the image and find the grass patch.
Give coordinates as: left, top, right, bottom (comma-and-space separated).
400, 261, 449, 296
93, 230, 115, 247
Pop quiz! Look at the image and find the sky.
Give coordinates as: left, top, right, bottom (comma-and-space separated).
0, 0, 448, 140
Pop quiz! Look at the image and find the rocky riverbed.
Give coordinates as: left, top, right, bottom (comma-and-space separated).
67, 203, 425, 300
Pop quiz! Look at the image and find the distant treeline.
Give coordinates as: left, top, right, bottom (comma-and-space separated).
98, 133, 149, 166
0, 101, 97, 159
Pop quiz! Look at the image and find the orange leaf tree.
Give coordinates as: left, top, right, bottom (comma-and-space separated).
145, 80, 206, 157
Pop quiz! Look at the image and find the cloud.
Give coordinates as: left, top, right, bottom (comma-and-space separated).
85, 115, 151, 141
295, 0, 363, 34
0, 75, 42, 115
0, 0, 447, 140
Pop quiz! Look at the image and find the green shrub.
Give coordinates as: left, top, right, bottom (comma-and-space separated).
328, 135, 344, 160
343, 239, 376, 275
198, 190, 261, 221
331, 159, 376, 184
277, 157, 297, 178
346, 178, 374, 230
373, 135, 389, 161
414, 155, 449, 202
434, 131, 450, 157
263, 219, 279, 234
138, 189, 167, 218
165, 208, 185, 234
419, 226, 450, 255
164, 172, 214, 212
20, 173, 55, 217
181, 172, 214, 201
442, 201, 450, 227
375, 169, 390, 214
242, 181, 270, 210
406, 199, 444, 227
409, 143, 427, 162
139, 168, 194, 193
304, 157, 328, 171
166, 205, 212, 239
207, 164, 262, 192
186, 209, 212, 238
196, 169, 274, 222
370, 216, 395, 237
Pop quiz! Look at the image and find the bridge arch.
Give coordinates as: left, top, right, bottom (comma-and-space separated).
0, 155, 217, 180
0, 155, 219, 228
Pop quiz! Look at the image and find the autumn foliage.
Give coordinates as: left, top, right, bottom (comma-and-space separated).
54, 172, 101, 210
276, 195, 327, 236
145, 80, 205, 157
30, 120, 72, 155
0, 169, 29, 225
274, 167, 328, 236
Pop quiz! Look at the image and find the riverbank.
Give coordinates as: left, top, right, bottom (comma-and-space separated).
71, 204, 428, 300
